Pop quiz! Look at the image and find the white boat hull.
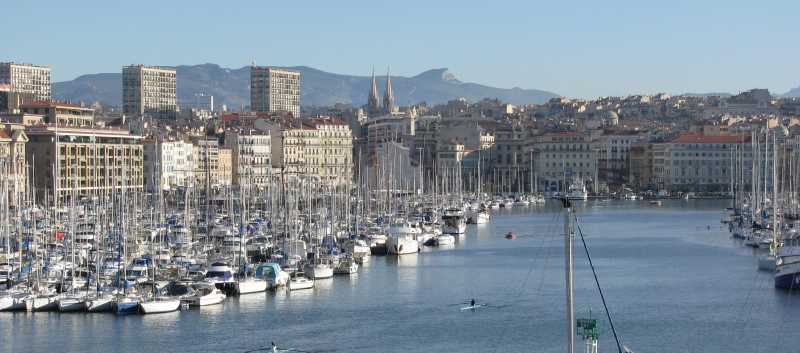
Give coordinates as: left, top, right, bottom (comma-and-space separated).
305, 265, 334, 279
434, 235, 455, 245
58, 297, 86, 312
386, 237, 419, 255
85, 297, 115, 312
140, 299, 181, 314
288, 278, 314, 290
236, 279, 268, 294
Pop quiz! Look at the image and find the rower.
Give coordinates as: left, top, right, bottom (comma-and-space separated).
271, 342, 276, 352
471, 299, 476, 307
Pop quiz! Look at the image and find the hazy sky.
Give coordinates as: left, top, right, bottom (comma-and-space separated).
4, 0, 799, 99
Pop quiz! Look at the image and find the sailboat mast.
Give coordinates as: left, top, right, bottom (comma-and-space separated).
563, 198, 575, 353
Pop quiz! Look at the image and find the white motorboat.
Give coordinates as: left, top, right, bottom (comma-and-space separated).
513, 199, 530, 206
235, 277, 267, 294
385, 221, 420, 255
140, 296, 181, 314
441, 210, 466, 234
474, 210, 490, 224
256, 263, 290, 289
180, 283, 226, 306
333, 258, 359, 275
288, 276, 314, 291
434, 234, 455, 245
203, 262, 236, 293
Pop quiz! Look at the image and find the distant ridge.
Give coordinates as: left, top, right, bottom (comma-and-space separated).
52, 64, 560, 108
683, 92, 733, 99
778, 86, 800, 98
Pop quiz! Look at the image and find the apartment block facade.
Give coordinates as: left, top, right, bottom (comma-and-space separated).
250, 67, 300, 116
122, 65, 177, 123
0, 62, 51, 101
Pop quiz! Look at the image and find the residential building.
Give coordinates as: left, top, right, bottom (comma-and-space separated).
364, 111, 415, 154
141, 138, 194, 191
362, 141, 421, 191
122, 65, 177, 123
178, 93, 214, 111
0, 128, 28, 203
0, 63, 51, 101
218, 147, 232, 186
223, 129, 272, 186
534, 131, 596, 193
19, 100, 94, 126
0, 87, 38, 112
303, 117, 354, 181
25, 124, 144, 201
250, 66, 300, 116
493, 129, 528, 192
662, 132, 751, 192
190, 136, 219, 188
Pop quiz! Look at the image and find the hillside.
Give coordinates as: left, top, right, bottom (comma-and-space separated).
52, 64, 560, 108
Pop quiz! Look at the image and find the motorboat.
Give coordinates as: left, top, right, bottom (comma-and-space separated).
203, 262, 236, 294
474, 209, 490, 224
434, 234, 455, 245
568, 178, 588, 200
255, 263, 290, 289
385, 221, 420, 255
287, 276, 314, 291
140, 296, 181, 314
180, 283, 226, 306
333, 258, 359, 275
441, 210, 466, 234
235, 276, 267, 294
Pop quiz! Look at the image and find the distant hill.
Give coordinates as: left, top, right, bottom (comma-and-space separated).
778, 86, 800, 98
52, 64, 560, 108
683, 92, 733, 99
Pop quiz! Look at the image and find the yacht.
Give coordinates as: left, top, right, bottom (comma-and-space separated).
203, 262, 236, 294
385, 221, 420, 255
474, 209, 490, 224
568, 178, 588, 200
433, 233, 455, 245
180, 283, 226, 306
441, 210, 466, 234
333, 257, 359, 275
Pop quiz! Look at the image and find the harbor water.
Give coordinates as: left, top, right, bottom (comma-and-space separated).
2, 199, 798, 352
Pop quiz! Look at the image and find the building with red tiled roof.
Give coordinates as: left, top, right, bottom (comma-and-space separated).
24, 124, 144, 201
659, 132, 753, 192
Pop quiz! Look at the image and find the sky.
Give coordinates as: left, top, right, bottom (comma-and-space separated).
3, 0, 799, 100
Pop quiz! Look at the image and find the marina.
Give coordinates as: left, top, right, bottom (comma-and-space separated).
1, 199, 799, 352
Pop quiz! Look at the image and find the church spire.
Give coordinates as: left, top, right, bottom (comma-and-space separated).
383, 67, 394, 111
368, 67, 380, 110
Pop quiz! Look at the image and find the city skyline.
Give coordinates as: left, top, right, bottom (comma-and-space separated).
3, 0, 799, 100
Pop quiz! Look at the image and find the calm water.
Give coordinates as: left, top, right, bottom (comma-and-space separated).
2, 199, 798, 353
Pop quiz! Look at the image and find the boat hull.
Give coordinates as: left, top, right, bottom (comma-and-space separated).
288, 278, 314, 290
85, 298, 114, 312
58, 298, 86, 312
305, 265, 334, 279
114, 301, 140, 315
774, 262, 800, 288
386, 237, 419, 255
236, 280, 267, 294
140, 300, 181, 314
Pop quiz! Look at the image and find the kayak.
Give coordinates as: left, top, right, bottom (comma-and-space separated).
461, 304, 484, 310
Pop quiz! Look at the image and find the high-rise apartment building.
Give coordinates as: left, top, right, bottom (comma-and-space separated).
250, 66, 300, 116
0, 62, 51, 101
122, 65, 177, 123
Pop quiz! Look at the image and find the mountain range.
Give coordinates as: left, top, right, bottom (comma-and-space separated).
52, 64, 560, 109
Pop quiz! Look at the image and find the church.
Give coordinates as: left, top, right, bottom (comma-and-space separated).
365, 68, 396, 118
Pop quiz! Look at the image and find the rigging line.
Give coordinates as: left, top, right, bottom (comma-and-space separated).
722, 253, 766, 352
573, 213, 623, 353
522, 215, 559, 353
774, 267, 796, 353
734, 268, 771, 350
742, 272, 775, 352
492, 211, 561, 353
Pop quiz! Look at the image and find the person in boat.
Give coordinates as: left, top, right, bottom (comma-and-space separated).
471, 299, 476, 307
271, 342, 277, 352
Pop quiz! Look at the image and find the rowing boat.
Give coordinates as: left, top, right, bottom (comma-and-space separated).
461, 304, 484, 310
